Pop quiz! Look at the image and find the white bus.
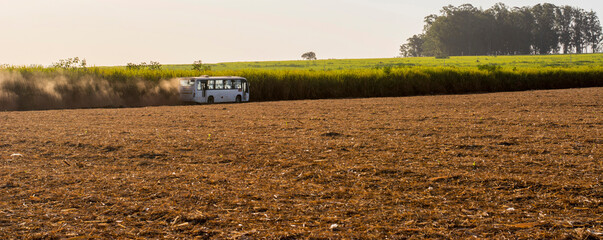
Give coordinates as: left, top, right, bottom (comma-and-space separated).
179, 76, 249, 104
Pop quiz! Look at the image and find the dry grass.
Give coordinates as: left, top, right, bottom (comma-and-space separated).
0, 88, 601, 239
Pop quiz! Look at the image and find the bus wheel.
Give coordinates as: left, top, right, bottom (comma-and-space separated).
207, 96, 214, 104
235, 95, 242, 103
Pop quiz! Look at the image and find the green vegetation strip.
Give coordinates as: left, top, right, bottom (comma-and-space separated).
160, 54, 603, 71
1, 58, 602, 110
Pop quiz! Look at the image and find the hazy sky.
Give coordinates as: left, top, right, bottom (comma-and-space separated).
1, 0, 602, 66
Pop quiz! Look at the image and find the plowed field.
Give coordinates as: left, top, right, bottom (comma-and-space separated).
1, 88, 602, 239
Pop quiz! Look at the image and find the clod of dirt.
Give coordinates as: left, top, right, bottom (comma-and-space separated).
1, 182, 19, 189
321, 132, 342, 137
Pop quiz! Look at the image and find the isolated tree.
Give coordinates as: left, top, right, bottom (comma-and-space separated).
192, 60, 203, 71
148, 61, 162, 70
301, 52, 317, 60
52, 57, 87, 69
192, 60, 211, 71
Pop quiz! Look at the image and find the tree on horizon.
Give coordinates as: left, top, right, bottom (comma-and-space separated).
400, 3, 603, 57
301, 52, 317, 60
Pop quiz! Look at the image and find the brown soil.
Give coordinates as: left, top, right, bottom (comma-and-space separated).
1, 88, 602, 239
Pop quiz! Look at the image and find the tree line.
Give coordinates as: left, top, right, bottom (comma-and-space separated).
400, 3, 603, 57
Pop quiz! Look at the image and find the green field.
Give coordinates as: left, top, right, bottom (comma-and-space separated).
159, 53, 603, 71
2, 54, 603, 110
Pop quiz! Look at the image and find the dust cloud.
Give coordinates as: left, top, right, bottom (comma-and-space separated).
0, 72, 181, 111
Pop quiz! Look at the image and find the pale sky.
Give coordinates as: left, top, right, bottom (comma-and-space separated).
1, 0, 601, 66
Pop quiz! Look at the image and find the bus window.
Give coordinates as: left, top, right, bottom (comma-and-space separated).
207, 80, 214, 90
224, 80, 232, 89
215, 80, 224, 89
243, 82, 248, 93
234, 80, 242, 90
197, 81, 202, 91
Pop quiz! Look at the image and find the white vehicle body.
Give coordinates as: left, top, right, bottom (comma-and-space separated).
179, 76, 249, 104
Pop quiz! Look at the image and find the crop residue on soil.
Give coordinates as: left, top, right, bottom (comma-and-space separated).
0, 88, 601, 239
